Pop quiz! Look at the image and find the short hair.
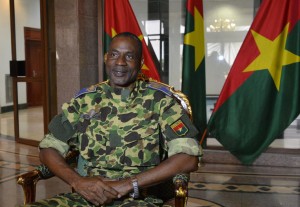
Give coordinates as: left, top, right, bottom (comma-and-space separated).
111, 32, 143, 59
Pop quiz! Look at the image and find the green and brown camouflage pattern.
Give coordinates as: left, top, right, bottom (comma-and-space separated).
58, 79, 199, 179
23, 192, 170, 207
35, 79, 201, 206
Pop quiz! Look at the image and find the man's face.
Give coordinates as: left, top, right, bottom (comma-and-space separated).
105, 36, 143, 88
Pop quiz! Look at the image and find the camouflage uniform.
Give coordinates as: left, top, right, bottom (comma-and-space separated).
26, 79, 201, 207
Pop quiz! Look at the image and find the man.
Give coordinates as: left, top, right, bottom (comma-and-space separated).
27, 32, 201, 206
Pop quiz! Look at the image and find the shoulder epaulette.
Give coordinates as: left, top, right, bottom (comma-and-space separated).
147, 81, 173, 97
74, 81, 107, 98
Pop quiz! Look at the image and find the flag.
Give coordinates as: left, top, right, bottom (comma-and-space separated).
104, 0, 160, 81
182, 0, 207, 143
208, 0, 300, 164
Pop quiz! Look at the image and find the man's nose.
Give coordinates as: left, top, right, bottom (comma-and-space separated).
116, 54, 127, 65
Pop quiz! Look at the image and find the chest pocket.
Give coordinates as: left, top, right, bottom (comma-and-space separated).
76, 114, 109, 167
106, 123, 161, 168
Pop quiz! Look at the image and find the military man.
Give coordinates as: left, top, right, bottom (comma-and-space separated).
26, 32, 201, 206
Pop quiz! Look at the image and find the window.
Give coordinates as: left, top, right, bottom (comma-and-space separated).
129, 0, 299, 149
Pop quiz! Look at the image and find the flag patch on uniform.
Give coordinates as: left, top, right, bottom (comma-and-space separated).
171, 119, 188, 136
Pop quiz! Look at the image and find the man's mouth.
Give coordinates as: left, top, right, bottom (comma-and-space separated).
112, 69, 127, 77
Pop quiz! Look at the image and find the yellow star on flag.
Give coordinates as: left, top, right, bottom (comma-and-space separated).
111, 28, 117, 38
243, 23, 300, 91
142, 64, 149, 71
184, 7, 205, 71
137, 35, 150, 71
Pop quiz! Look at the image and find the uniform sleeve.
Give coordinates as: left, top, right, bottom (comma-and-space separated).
38, 97, 81, 156
39, 133, 70, 156
167, 138, 203, 159
160, 97, 202, 158
61, 97, 81, 127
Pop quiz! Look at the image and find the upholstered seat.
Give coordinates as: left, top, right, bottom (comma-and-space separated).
17, 79, 194, 207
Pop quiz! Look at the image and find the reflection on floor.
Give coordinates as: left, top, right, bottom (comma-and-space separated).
0, 138, 70, 207
0, 137, 299, 207
0, 106, 44, 141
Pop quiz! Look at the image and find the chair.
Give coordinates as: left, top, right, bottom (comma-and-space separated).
17, 79, 194, 207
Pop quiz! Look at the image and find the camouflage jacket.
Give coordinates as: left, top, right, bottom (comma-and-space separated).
40, 80, 201, 179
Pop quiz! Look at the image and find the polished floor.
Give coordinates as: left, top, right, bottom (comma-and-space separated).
1, 137, 299, 207
0, 108, 299, 207
0, 106, 44, 142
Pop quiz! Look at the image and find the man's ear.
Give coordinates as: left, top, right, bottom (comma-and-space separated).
104, 53, 107, 64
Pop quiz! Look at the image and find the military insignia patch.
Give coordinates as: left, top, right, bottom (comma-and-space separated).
74, 84, 98, 98
171, 119, 188, 136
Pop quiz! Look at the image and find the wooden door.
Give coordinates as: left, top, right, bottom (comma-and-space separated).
25, 28, 43, 106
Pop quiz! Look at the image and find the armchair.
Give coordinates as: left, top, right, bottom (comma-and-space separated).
17, 80, 194, 207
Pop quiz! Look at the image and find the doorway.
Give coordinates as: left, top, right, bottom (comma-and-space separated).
5, 0, 50, 146
25, 27, 43, 107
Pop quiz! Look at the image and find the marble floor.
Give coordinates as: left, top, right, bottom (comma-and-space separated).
0, 137, 299, 207
0, 106, 44, 142
0, 138, 71, 207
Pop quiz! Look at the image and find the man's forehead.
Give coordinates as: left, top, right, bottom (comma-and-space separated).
111, 36, 137, 46
110, 38, 137, 52
109, 47, 135, 53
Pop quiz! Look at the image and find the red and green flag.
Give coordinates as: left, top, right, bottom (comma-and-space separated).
182, 0, 207, 142
104, 0, 160, 81
208, 0, 300, 164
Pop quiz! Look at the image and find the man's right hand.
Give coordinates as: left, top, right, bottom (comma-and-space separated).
72, 176, 121, 206
39, 148, 120, 206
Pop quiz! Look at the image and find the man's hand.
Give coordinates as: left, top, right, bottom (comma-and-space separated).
105, 178, 132, 197
39, 148, 121, 206
72, 176, 121, 206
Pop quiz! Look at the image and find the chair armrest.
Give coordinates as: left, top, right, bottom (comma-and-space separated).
17, 169, 43, 204
173, 174, 189, 207
17, 149, 79, 204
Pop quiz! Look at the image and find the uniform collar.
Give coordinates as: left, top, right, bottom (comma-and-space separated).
104, 80, 141, 102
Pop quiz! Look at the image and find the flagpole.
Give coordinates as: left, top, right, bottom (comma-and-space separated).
200, 128, 207, 145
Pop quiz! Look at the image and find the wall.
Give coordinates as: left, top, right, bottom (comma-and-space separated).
0, 0, 40, 110
168, 0, 183, 90
0, 0, 12, 110
55, 0, 99, 111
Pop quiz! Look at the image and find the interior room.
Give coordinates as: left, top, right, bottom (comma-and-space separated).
0, 0, 299, 206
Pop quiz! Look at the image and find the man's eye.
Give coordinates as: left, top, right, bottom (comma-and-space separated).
109, 52, 118, 58
126, 55, 134, 60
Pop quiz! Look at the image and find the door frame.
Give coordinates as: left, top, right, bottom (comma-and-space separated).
10, 0, 51, 146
